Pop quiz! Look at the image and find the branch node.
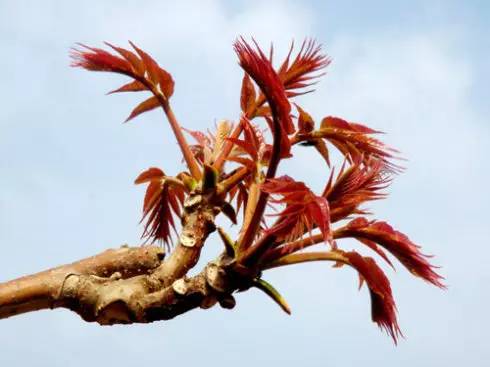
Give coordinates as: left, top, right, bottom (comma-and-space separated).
179, 232, 197, 248
205, 263, 229, 293
172, 278, 189, 296
184, 194, 203, 209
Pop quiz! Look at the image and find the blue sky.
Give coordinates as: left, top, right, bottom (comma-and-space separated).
1, 1, 489, 366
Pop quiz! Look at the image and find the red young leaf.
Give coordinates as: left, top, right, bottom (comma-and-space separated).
70, 44, 132, 74
227, 117, 268, 170
128, 41, 174, 98
322, 116, 380, 133
183, 128, 212, 148
337, 218, 445, 288
107, 80, 146, 94
313, 139, 331, 167
318, 116, 399, 170
228, 182, 249, 217
134, 167, 165, 184
71, 39, 443, 345
324, 158, 391, 222
295, 104, 315, 133
125, 96, 160, 122
135, 168, 185, 247
356, 237, 394, 269
128, 41, 160, 81
184, 126, 234, 165
234, 38, 294, 156
343, 251, 402, 343
105, 42, 145, 75
240, 73, 257, 114
256, 105, 271, 118
278, 39, 331, 96
262, 176, 331, 244
294, 104, 331, 166
71, 42, 174, 99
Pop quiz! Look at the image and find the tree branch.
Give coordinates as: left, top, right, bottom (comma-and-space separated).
0, 246, 164, 319
0, 191, 221, 322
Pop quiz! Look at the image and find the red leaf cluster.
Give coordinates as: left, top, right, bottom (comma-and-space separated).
183, 127, 214, 165
234, 38, 294, 157
338, 218, 445, 288
262, 176, 331, 244
228, 181, 249, 218
324, 158, 391, 222
73, 38, 444, 344
227, 117, 268, 170
71, 42, 174, 122
134, 168, 185, 247
318, 116, 399, 170
278, 39, 331, 97
343, 251, 402, 343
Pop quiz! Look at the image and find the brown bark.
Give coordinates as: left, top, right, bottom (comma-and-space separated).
0, 191, 244, 324
0, 246, 164, 319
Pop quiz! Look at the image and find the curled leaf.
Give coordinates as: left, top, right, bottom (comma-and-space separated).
134, 167, 165, 184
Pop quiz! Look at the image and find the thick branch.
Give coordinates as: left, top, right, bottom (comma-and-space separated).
0, 191, 219, 322
0, 246, 164, 319
0, 248, 239, 324
149, 193, 216, 286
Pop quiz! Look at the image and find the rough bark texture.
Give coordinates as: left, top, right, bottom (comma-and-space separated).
0, 246, 164, 319
0, 192, 250, 323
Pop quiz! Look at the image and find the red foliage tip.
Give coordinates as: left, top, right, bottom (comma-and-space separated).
70, 42, 175, 100
183, 127, 213, 164
134, 167, 185, 248
344, 251, 402, 343
234, 38, 294, 155
324, 158, 391, 222
261, 176, 331, 244
227, 117, 268, 170
278, 39, 331, 96
240, 73, 257, 114
340, 218, 446, 288
319, 116, 401, 172
70, 44, 132, 74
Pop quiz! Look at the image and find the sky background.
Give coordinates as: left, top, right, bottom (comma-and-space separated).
1, 0, 489, 366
